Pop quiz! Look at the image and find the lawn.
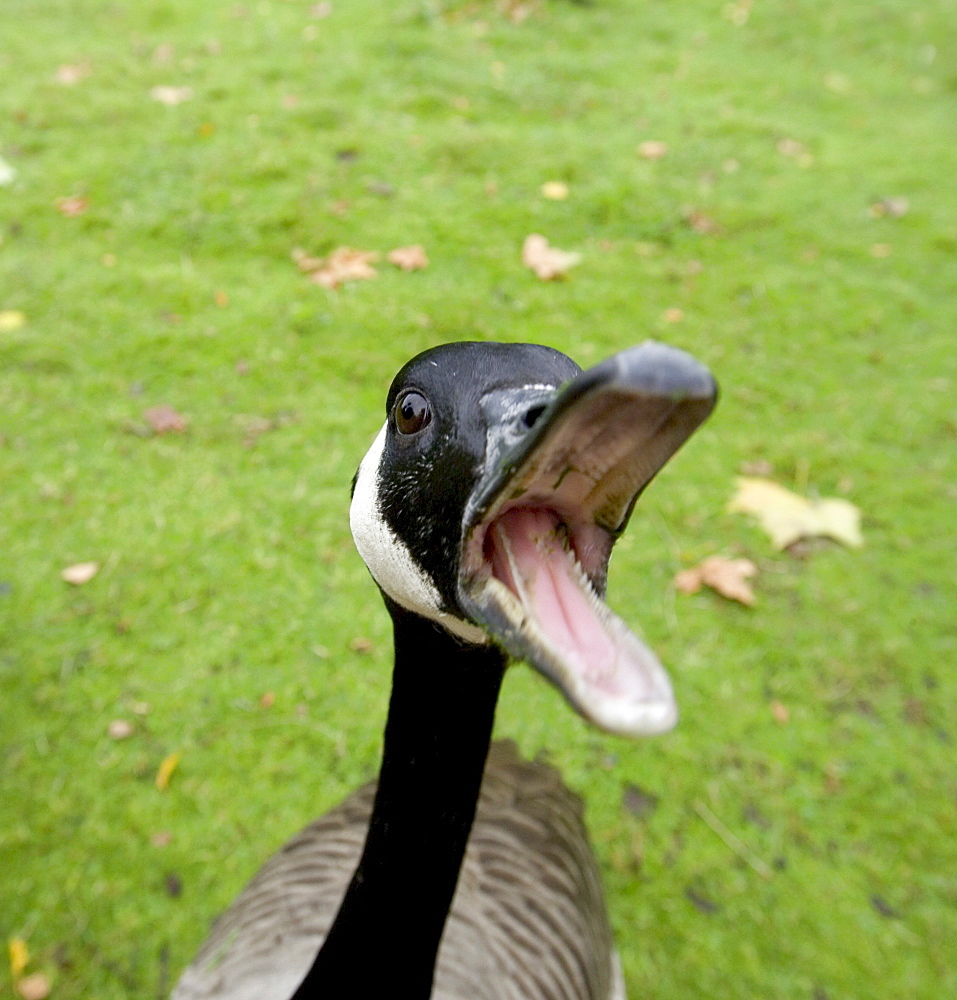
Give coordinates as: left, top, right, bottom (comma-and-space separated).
1, 0, 955, 997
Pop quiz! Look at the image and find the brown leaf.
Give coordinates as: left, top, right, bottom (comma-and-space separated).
622, 783, 659, 818
521, 234, 581, 280
55, 195, 88, 217
728, 477, 863, 549
684, 210, 721, 235
61, 561, 99, 586
151, 830, 172, 847
637, 140, 668, 160
16, 973, 50, 1000
303, 247, 379, 289
770, 700, 790, 724
349, 637, 374, 654
144, 404, 188, 434
386, 245, 429, 271
674, 556, 758, 606
108, 719, 134, 740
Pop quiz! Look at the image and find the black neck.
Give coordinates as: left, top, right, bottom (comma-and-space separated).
292, 601, 507, 998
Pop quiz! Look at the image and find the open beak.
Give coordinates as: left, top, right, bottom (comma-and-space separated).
457, 341, 717, 737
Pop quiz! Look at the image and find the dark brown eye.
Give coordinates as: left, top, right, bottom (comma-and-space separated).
395, 391, 432, 435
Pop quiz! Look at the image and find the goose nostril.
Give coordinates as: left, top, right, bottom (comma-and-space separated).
523, 405, 546, 429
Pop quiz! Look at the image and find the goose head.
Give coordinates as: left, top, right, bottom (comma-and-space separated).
350, 340, 717, 738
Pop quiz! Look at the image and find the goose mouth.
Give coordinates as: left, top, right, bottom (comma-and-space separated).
458, 341, 717, 738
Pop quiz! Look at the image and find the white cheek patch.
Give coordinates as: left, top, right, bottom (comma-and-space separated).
349, 423, 488, 646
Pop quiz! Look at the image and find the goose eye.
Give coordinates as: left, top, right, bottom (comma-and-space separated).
395, 391, 432, 435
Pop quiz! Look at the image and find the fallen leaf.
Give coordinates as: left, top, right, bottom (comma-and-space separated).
14, 971, 46, 1000
662, 307, 684, 323
622, 783, 659, 818
0, 310, 27, 332
638, 140, 668, 160
55, 195, 88, 217
9, 937, 29, 977
350, 637, 374, 654
16, 973, 50, 1000
541, 180, 569, 200
144, 404, 188, 434
156, 751, 181, 791
770, 700, 790, 724
729, 477, 863, 549
684, 209, 721, 235
521, 234, 581, 280
61, 561, 99, 586
674, 556, 758, 606
151, 830, 173, 847
108, 719, 134, 739
0, 156, 16, 186
386, 245, 429, 271
259, 691, 275, 709
214, 290, 229, 307
150, 85, 194, 106
54, 63, 91, 85
869, 197, 909, 219
304, 247, 379, 289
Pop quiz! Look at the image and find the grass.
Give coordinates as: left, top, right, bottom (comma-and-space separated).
1, 0, 955, 996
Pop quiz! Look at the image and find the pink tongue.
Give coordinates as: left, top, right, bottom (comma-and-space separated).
489, 509, 621, 694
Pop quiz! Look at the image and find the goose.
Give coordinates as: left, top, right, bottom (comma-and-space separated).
172, 340, 717, 1000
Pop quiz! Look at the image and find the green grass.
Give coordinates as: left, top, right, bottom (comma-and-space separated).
2, 0, 955, 996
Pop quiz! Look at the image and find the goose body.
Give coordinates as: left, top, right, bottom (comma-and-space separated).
173, 742, 622, 1000
172, 341, 716, 1000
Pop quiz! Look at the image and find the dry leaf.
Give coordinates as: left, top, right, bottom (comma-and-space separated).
144, 404, 187, 434
151, 830, 173, 847
16, 973, 50, 1000
729, 477, 863, 549
259, 691, 275, 709
156, 751, 181, 791
662, 307, 684, 323
306, 247, 379, 289
684, 209, 721, 235
638, 140, 668, 160
350, 637, 374, 654
0, 310, 27, 332
386, 245, 429, 271
150, 85, 194, 106
0, 156, 16, 186
770, 700, 790, 724
108, 719, 134, 740
674, 556, 758, 606
869, 197, 909, 219
522, 234, 581, 281
55, 195, 88, 217
55, 63, 90, 85
62, 561, 99, 586
541, 180, 569, 200
9, 937, 29, 977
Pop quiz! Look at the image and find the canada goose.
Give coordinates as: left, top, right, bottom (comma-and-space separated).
172, 340, 717, 1000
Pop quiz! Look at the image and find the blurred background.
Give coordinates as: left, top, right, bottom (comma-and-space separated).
1, 1, 955, 997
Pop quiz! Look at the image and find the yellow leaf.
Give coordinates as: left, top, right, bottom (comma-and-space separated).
728, 477, 863, 549
156, 751, 181, 791
0, 310, 26, 333
9, 936, 29, 977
